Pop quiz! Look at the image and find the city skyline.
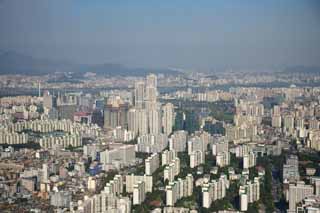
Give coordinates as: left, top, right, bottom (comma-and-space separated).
1, 1, 320, 213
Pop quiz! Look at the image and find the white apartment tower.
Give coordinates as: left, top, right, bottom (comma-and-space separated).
145, 153, 160, 175
162, 103, 174, 136
169, 130, 188, 152
133, 181, 146, 205
134, 81, 145, 109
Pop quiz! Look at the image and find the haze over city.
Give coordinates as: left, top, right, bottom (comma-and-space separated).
0, 0, 320, 71
1, 1, 320, 213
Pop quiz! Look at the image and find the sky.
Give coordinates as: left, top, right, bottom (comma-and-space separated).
0, 0, 320, 71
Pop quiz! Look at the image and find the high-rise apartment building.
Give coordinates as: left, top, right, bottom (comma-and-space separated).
103, 98, 129, 129
162, 103, 174, 136
169, 130, 188, 152
288, 181, 314, 212
145, 153, 160, 175
134, 81, 145, 109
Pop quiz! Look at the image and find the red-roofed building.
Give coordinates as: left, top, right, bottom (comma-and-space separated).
74, 112, 92, 124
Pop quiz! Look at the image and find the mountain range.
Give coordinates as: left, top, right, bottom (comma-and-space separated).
1, 51, 319, 77
0, 51, 180, 77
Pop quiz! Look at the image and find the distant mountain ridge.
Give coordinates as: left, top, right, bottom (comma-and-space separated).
281, 65, 320, 74
2, 51, 318, 77
0, 51, 180, 76
0, 51, 72, 75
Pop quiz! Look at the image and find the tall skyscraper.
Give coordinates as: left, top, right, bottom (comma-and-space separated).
134, 81, 145, 109
271, 105, 282, 128
145, 74, 158, 110
130, 74, 174, 137
162, 103, 174, 135
146, 73, 157, 88
128, 108, 148, 135
148, 109, 162, 134
104, 97, 129, 129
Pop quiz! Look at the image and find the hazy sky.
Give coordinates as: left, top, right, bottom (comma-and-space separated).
0, 0, 320, 70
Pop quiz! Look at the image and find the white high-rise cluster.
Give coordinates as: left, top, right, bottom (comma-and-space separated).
128, 108, 148, 135
189, 150, 204, 168
112, 126, 135, 142
0, 119, 100, 147
5, 119, 100, 136
39, 134, 81, 149
212, 137, 229, 168
125, 174, 152, 205
129, 74, 175, 138
233, 144, 251, 158
202, 174, 229, 208
234, 100, 264, 126
162, 150, 177, 166
100, 144, 136, 170
104, 175, 123, 196
166, 174, 194, 206
187, 136, 207, 155
287, 181, 314, 212
239, 177, 260, 211
72, 194, 131, 213
224, 99, 263, 144
169, 130, 188, 152
212, 137, 228, 156
103, 96, 129, 129
136, 133, 168, 153
125, 174, 153, 193
0, 131, 28, 145
225, 124, 258, 144
164, 158, 180, 182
